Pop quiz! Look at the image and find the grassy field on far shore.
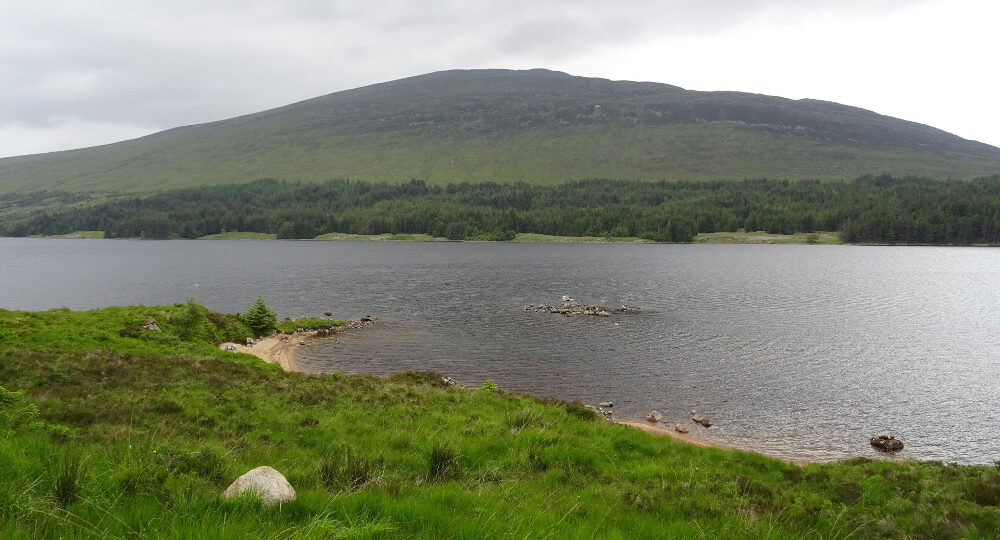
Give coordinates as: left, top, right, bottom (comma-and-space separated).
198, 231, 278, 240
28, 230, 105, 239
314, 232, 446, 241
513, 233, 653, 243
695, 230, 843, 244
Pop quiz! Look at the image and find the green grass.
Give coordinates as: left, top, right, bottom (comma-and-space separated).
513, 233, 653, 243
198, 231, 278, 240
694, 230, 843, 245
314, 232, 445, 241
275, 318, 348, 334
4, 124, 998, 196
28, 231, 106, 239
1, 304, 998, 537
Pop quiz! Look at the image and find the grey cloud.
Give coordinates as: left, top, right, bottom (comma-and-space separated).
0, 0, 936, 137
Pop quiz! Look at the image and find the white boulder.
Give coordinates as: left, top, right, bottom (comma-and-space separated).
223, 466, 296, 505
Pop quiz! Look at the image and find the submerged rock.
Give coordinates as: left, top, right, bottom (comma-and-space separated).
223, 466, 296, 505
646, 411, 662, 423
674, 424, 689, 434
870, 435, 904, 452
692, 415, 713, 428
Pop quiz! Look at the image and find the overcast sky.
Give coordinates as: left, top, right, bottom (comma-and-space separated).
2, 0, 998, 158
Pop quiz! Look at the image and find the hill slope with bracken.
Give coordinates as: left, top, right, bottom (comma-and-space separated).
2, 68, 999, 193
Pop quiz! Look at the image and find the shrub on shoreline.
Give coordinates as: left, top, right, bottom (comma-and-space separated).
243, 295, 277, 336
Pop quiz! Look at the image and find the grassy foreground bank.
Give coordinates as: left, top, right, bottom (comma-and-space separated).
1, 305, 998, 538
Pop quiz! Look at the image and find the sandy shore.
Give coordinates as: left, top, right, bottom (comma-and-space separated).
219, 332, 314, 372
620, 419, 810, 465
618, 420, 727, 449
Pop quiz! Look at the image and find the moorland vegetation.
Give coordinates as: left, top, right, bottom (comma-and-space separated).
3, 69, 1000, 194
0, 302, 998, 537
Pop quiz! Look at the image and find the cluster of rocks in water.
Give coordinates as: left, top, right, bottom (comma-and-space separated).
870, 435, 904, 453
644, 409, 713, 432
584, 402, 714, 434
691, 411, 713, 428
296, 316, 376, 342
582, 402, 617, 421
525, 296, 639, 318
578, 399, 907, 457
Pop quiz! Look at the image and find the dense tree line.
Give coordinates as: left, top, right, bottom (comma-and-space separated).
4, 175, 1000, 244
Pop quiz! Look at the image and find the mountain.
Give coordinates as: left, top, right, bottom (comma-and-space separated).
2, 68, 999, 194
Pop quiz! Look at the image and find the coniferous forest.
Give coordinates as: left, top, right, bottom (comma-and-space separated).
4, 175, 1000, 244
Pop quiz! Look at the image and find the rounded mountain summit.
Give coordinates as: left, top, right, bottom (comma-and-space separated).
2, 68, 999, 193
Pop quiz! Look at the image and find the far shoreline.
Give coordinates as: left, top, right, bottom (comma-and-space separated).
25, 229, 851, 245
22, 232, 1000, 247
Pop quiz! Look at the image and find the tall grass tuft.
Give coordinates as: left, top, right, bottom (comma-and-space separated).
506, 409, 544, 433
428, 442, 458, 482
565, 401, 599, 421
48, 450, 86, 508
968, 476, 1000, 506
159, 446, 228, 484
319, 445, 384, 491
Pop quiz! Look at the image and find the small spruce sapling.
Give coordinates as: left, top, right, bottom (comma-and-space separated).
243, 296, 277, 337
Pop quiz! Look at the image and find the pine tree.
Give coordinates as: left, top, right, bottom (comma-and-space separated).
243, 296, 277, 337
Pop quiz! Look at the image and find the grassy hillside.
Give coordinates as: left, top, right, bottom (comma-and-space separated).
1, 304, 999, 537
2, 69, 999, 194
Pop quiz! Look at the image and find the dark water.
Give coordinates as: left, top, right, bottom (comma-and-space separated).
2, 238, 998, 464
